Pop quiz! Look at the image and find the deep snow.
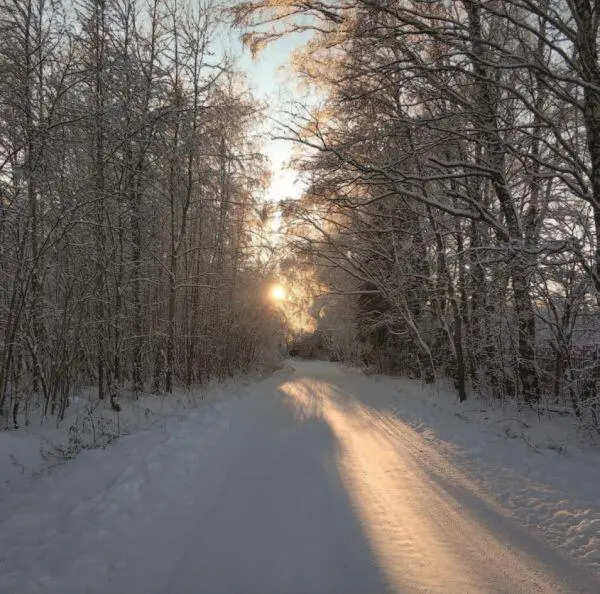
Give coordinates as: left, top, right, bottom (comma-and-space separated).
0, 360, 599, 593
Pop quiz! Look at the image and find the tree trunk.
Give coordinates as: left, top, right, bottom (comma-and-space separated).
465, 0, 539, 403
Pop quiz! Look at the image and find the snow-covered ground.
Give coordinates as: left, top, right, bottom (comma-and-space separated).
1, 360, 599, 593
361, 369, 600, 575
1, 375, 258, 501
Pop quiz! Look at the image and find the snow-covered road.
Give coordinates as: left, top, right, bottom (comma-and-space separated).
1, 361, 599, 593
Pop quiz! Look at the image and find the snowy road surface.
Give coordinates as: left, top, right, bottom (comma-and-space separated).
1, 361, 599, 593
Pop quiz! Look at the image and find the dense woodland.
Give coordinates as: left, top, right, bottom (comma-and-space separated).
0, 0, 281, 427
235, 0, 600, 432
4, 0, 600, 435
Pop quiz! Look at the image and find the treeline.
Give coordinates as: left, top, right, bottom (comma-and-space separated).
237, 0, 600, 430
0, 0, 277, 426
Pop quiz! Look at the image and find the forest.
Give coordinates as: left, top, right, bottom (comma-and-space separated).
0, 0, 280, 427
234, 0, 600, 434
3, 0, 600, 436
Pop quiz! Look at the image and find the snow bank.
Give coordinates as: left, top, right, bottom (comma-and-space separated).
358, 372, 600, 577
0, 367, 278, 500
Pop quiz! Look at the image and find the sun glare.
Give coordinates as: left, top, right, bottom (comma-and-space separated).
271, 285, 286, 301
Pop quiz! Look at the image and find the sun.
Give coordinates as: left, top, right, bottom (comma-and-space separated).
271, 284, 286, 301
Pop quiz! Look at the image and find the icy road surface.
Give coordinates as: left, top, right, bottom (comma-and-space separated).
1, 361, 599, 593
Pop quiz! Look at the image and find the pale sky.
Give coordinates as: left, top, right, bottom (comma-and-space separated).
225, 28, 310, 203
